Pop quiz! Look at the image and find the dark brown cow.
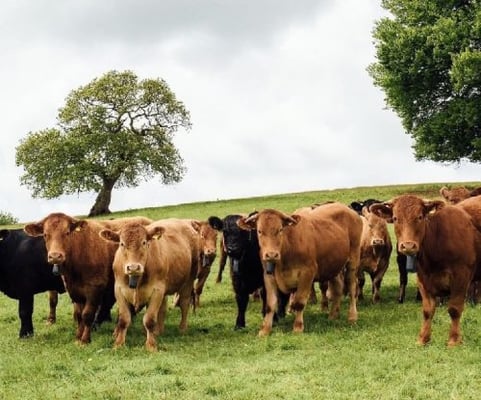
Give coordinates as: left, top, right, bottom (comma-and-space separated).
237, 202, 362, 337
440, 185, 481, 205
358, 206, 392, 303
24, 213, 152, 344
371, 195, 478, 346
99, 219, 200, 351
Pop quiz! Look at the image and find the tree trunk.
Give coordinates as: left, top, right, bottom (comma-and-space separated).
88, 179, 116, 217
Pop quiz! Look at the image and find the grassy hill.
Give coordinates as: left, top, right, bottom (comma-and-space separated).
1, 181, 481, 400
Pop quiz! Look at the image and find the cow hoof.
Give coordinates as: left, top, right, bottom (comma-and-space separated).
19, 332, 34, 339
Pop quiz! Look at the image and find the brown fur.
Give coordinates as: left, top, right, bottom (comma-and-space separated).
358, 206, 392, 303
99, 219, 200, 351
371, 195, 478, 346
440, 185, 481, 205
237, 202, 362, 337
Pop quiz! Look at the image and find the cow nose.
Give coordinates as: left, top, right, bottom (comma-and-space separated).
48, 252, 64, 264
264, 251, 280, 261
372, 238, 384, 246
126, 264, 141, 273
204, 248, 216, 256
399, 241, 418, 255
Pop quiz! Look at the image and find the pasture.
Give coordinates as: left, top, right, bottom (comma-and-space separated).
1, 182, 481, 399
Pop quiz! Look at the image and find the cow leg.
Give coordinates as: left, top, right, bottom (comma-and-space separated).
176, 283, 193, 334
47, 291, 58, 325
194, 266, 210, 308
113, 287, 132, 348
371, 271, 382, 304
18, 296, 34, 338
234, 289, 249, 330
73, 302, 85, 342
319, 281, 329, 313
446, 277, 471, 347
357, 270, 365, 301
416, 279, 436, 345
94, 283, 115, 326
327, 274, 343, 320
79, 302, 98, 344
143, 287, 166, 352
397, 253, 407, 303
259, 275, 278, 337
155, 297, 168, 335
344, 260, 359, 323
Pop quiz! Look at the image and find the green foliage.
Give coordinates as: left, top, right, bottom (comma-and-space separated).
15, 70, 191, 205
0, 211, 18, 225
2, 182, 481, 399
368, 0, 481, 163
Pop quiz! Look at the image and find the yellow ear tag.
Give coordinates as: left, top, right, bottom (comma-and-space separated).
75, 226, 82, 232
152, 233, 161, 240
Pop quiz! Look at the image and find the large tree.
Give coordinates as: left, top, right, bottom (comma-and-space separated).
368, 0, 481, 163
16, 70, 191, 216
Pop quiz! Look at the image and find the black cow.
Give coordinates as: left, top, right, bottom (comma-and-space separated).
0, 229, 66, 338
208, 214, 288, 329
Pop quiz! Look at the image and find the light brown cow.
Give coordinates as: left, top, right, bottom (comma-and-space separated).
358, 206, 392, 303
99, 219, 200, 351
371, 195, 478, 346
440, 185, 481, 205
24, 213, 152, 344
237, 202, 362, 337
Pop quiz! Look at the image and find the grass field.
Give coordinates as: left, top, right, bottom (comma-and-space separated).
1, 182, 481, 400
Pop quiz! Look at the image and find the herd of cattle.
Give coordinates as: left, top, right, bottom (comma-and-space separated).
1, 185, 481, 350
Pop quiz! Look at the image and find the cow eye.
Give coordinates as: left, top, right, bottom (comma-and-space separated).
120, 242, 125, 247
257, 230, 263, 236
392, 216, 398, 223
142, 240, 147, 246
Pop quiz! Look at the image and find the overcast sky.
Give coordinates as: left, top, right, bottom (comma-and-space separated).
1, 0, 479, 222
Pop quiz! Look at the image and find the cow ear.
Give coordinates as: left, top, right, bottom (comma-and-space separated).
470, 186, 481, 198
208, 216, 223, 231
361, 206, 370, 218
369, 203, 393, 221
24, 222, 44, 237
71, 220, 88, 233
350, 201, 363, 214
99, 229, 120, 243
190, 220, 201, 233
149, 226, 165, 240
285, 214, 301, 226
0, 229, 10, 240
439, 186, 449, 199
237, 215, 256, 231
424, 200, 445, 214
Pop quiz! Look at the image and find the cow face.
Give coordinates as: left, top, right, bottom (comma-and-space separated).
370, 195, 444, 256
100, 223, 164, 288
361, 206, 387, 247
24, 213, 87, 266
238, 209, 300, 265
198, 221, 218, 267
209, 215, 250, 260
440, 186, 471, 205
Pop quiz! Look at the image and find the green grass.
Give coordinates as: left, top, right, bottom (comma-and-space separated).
1, 181, 481, 400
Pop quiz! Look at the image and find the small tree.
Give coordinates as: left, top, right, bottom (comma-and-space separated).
16, 70, 191, 216
368, 0, 481, 163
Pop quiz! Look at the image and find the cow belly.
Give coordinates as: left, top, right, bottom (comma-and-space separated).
276, 266, 306, 292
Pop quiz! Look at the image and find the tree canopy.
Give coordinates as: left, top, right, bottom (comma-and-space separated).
16, 70, 191, 216
368, 0, 481, 163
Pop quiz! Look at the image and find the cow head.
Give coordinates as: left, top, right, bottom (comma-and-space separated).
197, 221, 218, 268
370, 195, 444, 256
361, 206, 388, 247
439, 186, 471, 205
24, 213, 87, 268
99, 223, 165, 288
238, 209, 300, 272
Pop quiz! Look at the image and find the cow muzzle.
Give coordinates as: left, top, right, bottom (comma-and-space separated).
371, 238, 385, 246
48, 251, 65, 265
125, 263, 144, 288
398, 241, 418, 256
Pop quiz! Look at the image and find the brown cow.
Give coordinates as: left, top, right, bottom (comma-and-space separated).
440, 185, 481, 205
193, 220, 218, 307
371, 195, 478, 346
358, 206, 392, 303
99, 219, 200, 351
237, 202, 362, 337
24, 213, 152, 344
